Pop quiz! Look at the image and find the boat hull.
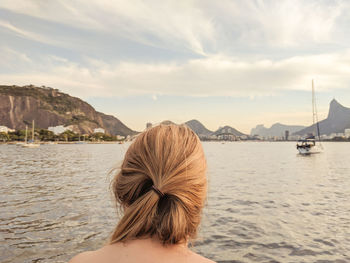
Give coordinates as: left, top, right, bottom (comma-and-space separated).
297, 145, 322, 155
22, 143, 40, 148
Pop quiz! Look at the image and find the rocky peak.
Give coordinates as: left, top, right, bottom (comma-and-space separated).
185, 119, 213, 137
294, 98, 350, 136
327, 99, 350, 119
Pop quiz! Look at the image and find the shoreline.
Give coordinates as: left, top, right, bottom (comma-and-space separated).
0, 140, 349, 145
0, 141, 125, 145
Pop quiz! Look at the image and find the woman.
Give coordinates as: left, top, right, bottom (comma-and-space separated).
69, 124, 214, 263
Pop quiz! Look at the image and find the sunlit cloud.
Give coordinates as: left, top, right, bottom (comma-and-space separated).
209, 0, 345, 47
0, 0, 215, 56
0, 19, 61, 46
1, 0, 350, 131
1, 51, 350, 99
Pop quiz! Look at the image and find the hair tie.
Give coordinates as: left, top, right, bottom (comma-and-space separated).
151, 185, 164, 198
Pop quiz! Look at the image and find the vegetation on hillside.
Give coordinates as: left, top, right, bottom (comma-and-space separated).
0, 85, 135, 136
0, 129, 125, 142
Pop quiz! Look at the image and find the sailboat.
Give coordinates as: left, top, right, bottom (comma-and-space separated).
75, 134, 87, 144
296, 80, 323, 154
22, 120, 40, 148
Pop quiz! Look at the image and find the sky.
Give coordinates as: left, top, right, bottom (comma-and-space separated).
1, 0, 350, 133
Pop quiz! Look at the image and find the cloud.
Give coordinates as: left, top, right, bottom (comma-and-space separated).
2, 0, 348, 56
0, 46, 31, 64
0, 0, 215, 56
1, 0, 350, 100
0, 19, 60, 46
1, 49, 350, 99
206, 0, 346, 48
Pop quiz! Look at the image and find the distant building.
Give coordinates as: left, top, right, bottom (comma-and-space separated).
116, 135, 125, 140
329, 132, 345, 139
217, 134, 237, 141
146, 123, 152, 129
48, 125, 71, 135
93, 128, 105, 134
285, 130, 289, 141
345, 129, 350, 138
0, 126, 15, 133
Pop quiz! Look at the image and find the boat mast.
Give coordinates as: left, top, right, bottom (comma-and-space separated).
25, 125, 28, 143
312, 80, 316, 128
32, 120, 35, 142
312, 80, 321, 141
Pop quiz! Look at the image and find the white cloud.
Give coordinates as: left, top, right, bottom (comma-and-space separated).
0, 0, 215, 55
2, 0, 347, 56
0, 46, 31, 64
1, 0, 350, 100
210, 0, 346, 47
1, 50, 350, 99
0, 19, 61, 46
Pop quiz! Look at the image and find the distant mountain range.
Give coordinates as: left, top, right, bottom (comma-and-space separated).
294, 99, 350, 136
185, 119, 246, 138
251, 123, 306, 137
2, 85, 349, 138
184, 99, 350, 138
0, 85, 247, 138
0, 85, 135, 136
250, 99, 350, 137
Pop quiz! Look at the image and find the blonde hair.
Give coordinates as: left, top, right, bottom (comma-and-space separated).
110, 124, 207, 245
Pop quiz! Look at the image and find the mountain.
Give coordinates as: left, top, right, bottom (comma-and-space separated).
212, 125, 246, 137
294, 99, 350, 136
251, 123, 306, 137
185, 119, 213, 137
0, 85, 135, 136
161, 120, 177, 125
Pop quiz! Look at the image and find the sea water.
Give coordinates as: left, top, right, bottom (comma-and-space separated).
0, 142, 349, 262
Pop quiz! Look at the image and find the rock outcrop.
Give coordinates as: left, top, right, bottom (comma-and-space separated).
212, 125, 246, 137
185, 119, 213, 137
294, 99, 350, 136
0, 85, 135, 136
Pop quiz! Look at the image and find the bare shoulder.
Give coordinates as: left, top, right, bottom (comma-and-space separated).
68, 245, 122, 263
68, 250, 99, 263
189, 250, 216, 263
196, 255, 216, 263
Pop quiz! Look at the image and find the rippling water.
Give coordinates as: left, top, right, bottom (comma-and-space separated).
0, 142, 349, 263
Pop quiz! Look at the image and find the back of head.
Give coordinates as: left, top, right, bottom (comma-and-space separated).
110, 124, 207, 245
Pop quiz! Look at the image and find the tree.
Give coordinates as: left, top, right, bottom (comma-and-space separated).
38, 129, 56, 141
59, 130, 79, 141
0, 132, 9, 142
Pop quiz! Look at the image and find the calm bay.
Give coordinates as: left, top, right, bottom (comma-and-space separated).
0, 142, 349, 262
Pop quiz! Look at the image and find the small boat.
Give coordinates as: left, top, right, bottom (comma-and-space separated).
22, 143, 40, 148
75, 135, 87, 144
297, 80, 322, 155
296, 136, 322, 154
22, 120, 40, 148
46, 141, 58, 145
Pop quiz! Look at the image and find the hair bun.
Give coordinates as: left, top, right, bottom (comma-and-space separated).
110, 124, 207, 245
